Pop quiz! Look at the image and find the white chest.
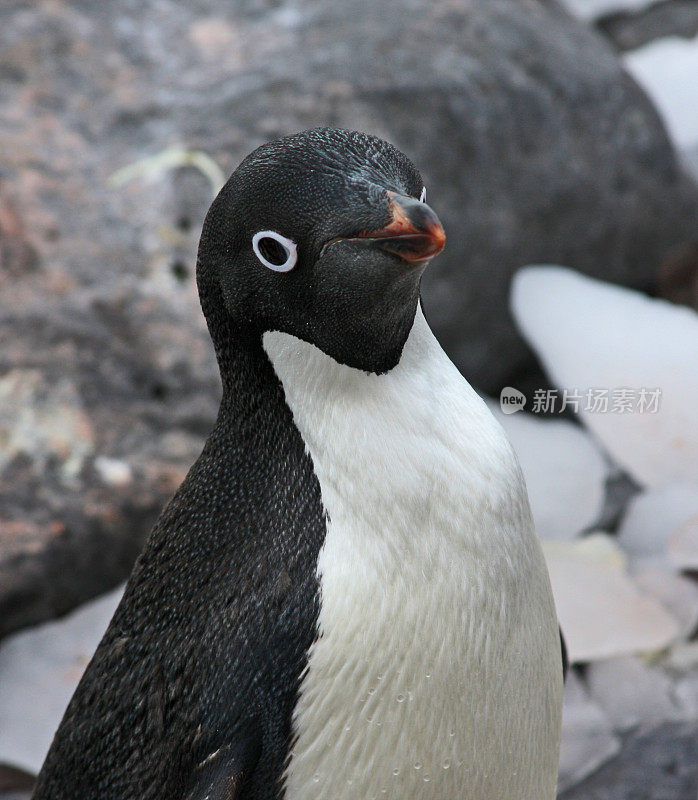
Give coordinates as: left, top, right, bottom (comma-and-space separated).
263, 309, 562, 800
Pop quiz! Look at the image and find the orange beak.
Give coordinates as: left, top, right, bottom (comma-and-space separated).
356, 191, 446, 264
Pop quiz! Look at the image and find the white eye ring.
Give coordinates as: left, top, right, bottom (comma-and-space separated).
419, 186, 427, 203
252, 230, 298, 272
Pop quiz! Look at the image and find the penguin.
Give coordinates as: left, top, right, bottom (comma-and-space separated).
32, 128, 563, 800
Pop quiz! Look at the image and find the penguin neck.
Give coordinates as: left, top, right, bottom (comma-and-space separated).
180, 288, 326, 565
262, 304, 534, 558
198, 269, 286, 428
215, 331, 279, 428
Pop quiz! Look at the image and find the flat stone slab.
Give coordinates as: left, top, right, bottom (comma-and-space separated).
511, 267, 698, 488
0, 588, 124, 774
543, 535, 680, 663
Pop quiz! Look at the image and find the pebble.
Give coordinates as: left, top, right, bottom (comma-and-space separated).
93, 456, 133, 487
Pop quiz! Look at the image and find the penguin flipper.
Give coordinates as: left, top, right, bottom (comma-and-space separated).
185, 736, 261, 800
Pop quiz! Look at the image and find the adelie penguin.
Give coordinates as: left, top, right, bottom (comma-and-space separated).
33, 128, 564, 800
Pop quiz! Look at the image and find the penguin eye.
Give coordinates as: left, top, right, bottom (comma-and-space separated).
252, 231, 298, 273
419, 187, 427, 203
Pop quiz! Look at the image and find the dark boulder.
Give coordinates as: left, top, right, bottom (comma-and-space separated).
559, 723, 698, 800
3, 0, 697, 392
1, 0, 697, 633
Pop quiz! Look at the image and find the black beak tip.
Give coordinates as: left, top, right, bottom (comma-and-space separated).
362, 191, 446, 264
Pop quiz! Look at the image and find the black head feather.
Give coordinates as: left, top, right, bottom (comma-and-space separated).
197, 128, 437, 376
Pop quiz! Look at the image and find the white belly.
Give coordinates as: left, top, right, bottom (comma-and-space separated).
264, 308, 562, 800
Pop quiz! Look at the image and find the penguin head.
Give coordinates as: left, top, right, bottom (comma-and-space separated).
197, 128, 445, 374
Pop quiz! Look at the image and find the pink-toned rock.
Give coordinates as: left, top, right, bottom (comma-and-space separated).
543, 534, 680, 663
668, 513, 698, 571
633, 565, 698, 638
511, 268, 698, 488
188, 17, 244, 68
0, 370, 94, 480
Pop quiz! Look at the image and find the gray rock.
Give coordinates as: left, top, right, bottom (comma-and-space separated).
617, 484, 698, 569
591, 469, 642, 534
596, 1, 698, 52
683, 146, 698, 182
0, 763, 33, 800
559, 723, 698, 800
666, 643, 698, 673
0, 282, 218, 639
674, 669, 698, 723
559, 672, 621, 793
1, 0, 696, 392
1, 0, 697, 636
0, 762, 34, 795
586, 656, 681, 732
657, 238, 698, 313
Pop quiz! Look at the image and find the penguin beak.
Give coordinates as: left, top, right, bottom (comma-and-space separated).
356, 192, 446, 264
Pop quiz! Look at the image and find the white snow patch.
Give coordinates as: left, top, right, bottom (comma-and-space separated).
0, 586, 124, 773
625, 33, 698, 151
487, 401, 608, 540
674, 671, 698, 722
510, 266, 698, 488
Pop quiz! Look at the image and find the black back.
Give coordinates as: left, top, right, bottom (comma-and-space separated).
32, 330, 326, 799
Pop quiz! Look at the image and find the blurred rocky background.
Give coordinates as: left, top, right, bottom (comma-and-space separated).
0, 0, 697, 797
